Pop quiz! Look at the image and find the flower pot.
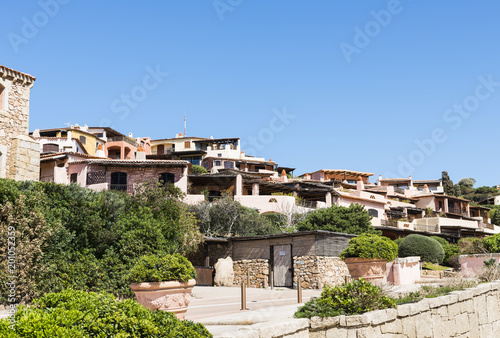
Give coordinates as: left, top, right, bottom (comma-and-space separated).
130, 279, 196, 320
344, 257, 387, 284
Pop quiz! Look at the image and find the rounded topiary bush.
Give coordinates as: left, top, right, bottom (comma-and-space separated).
398, 234, 445, 264
127, 253, 196, 283
340, 234, 398, 261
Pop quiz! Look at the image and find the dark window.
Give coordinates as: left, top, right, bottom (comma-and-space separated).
42, 143, 59, 153
157, 145, 165, 154
215, 160, 221, 166
79, 135, 86, 144
70, 173, 78, 183
110, 172, 127, 191
218, 153, 222, 157
439, 201, 443, 210
182, 156, 201, 165
224, 161, 234, 169
368, 209, 379, 218
159, 173, 175, 185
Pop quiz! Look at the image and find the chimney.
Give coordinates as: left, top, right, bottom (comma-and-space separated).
240, 151, 245, 159
95, 144, 105, 158
129, 132, 133, 138
377, 174, 382, 186
423, 184, 430, 194
356, 176, 364, 191
136, 144, 146, 160
32, 129, 40, 138
67, 130, 72, 141
280, 169, 288, 183
304, 173, 310, 180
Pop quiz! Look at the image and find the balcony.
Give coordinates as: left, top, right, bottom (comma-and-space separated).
108, 136, 137, 147
151, 149, 174, 155
110, 184, 134, 194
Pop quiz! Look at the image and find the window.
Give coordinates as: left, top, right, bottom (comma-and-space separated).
224, 161, 234, 169
215, 160, 221, 166
42, 143, 59, 153
159, 173, 175, 185
218, 153, 222, 157
79, 135, 86, 144
70, 173, 78, 183
110, 172, 127, 191
182, 156, 201, 165
157, 145, 165, 154
368, 209, 379, 218
184, 141, 191, 148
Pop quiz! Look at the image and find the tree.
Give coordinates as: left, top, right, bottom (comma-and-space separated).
189, 165, 208, 175
296, 204, 379, 235
457, 178, 476, 196
441, 171, 455, 196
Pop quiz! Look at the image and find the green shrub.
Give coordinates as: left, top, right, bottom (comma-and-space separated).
430, 236, 460, 267
484, 233, 500, 253
189, 165, 208, 175
294, 279, 396, 318
398, 234, 445, 264
393, 237, 404, 247
340, 234, 398, 261
127, 253, 196, 283
458, 237, 488, 254
0, 289, 211, 337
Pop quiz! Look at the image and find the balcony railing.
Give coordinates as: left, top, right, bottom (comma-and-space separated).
414, 224, 439, 233
110, 184, 133, 193
151, 149, 174, 155
108, 136, 137, 147
297, 200, 318, 209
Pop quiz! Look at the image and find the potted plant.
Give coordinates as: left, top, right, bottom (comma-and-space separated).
127, 253, 197, 320
340, 234, 398, 283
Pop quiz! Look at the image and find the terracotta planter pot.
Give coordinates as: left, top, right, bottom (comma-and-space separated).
344, 257, 387, 284
130, 279, 196, 320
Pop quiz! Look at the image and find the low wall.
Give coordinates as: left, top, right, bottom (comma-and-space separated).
309, 281, 500, 337
219, 281, 500, 337
459, 253, 500, 277
233, 259, 269, 288
386, 256, 420, 286
294, 256, 349, 289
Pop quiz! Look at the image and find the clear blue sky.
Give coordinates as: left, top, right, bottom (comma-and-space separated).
2, 1, 500, 187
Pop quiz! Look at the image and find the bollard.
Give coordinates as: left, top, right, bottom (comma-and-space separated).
270, 271, 274, 290
247, 269, 250, 287
297, 277, 302, 303
241, 282, 248, 310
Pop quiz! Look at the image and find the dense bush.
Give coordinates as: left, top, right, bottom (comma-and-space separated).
189, 165, 208, 175
127, 253, 196, 283
0, 179, 203, 304
398, 234, 445, 264
393, 237, 404, 247
458, 237, 488, 254
297, 204, 379, 235
294, 279, 395, 318
430, 236, 460, 267
483, 233, 500, 253
340, 234, 398, 261
0, 289, 211, 337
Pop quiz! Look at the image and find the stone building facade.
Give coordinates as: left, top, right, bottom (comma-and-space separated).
0, 65, 39, 181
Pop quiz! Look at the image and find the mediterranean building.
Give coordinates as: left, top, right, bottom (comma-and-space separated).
0, 65, 39, 181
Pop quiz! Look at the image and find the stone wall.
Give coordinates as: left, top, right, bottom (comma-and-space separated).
0, 66, 38, 181
233, 259, 269, 288
309, 281, 500, 338
294, 256, 349, 289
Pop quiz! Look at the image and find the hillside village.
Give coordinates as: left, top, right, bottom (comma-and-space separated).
2, 64, 499, 244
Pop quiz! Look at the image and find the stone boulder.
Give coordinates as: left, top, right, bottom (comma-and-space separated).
214, 257, 234, 286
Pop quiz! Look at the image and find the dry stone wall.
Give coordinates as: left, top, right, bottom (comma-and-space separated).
294, 256, 349, 289
309, 281, 500, 338
233, 259, 269, 288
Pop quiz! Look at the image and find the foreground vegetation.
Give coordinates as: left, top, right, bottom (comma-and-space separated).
0, 289, 211, 337
0, 179, 203, 304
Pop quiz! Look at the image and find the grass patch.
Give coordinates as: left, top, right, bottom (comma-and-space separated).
422, 262, 449, 271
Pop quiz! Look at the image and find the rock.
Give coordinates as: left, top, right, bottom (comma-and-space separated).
214, 257, 234, 286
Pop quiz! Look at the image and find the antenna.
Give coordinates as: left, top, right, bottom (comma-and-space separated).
184, 114, 187, 137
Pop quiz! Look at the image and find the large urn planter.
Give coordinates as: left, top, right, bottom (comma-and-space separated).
131, 279, 196, 320
344, 257, 388, 283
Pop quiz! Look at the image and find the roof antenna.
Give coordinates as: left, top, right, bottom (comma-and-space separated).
184, 114, 187, 137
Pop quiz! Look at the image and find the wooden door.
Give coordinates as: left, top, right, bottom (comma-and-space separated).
273, 245, 292, 287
